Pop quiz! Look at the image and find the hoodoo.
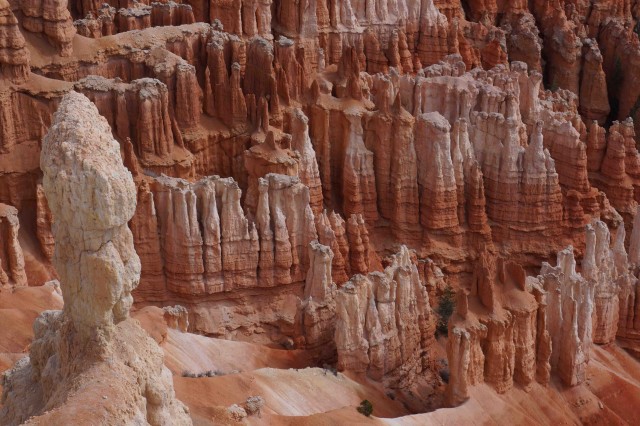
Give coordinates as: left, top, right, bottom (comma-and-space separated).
0, 92, 191, 425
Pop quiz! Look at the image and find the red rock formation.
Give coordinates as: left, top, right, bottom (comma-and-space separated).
0, 92, 191, 425
129, 180, 164, 299
287, 108, 323, 213
20, 0, 75, 56
315, 210, 350, 285
297, 240, 336, 360
0, 203, 26, 286
579, 39, 610, 123
129, 172, 319, 338
598, 17, 640, 129
116, 4, 152, 32
583, 220, 623, 345
335, 246, 436, 389
618, 206, 640, 355
0, 0, 30, 82
35, 184, 54, 261
447, 235, 601, 405
151, 2, 195, 27
244, 129, 299, 212
73, 4, 115, 38
74, 75, 195, 176
534, 0, 582, 94
415, 112, 459, 232
342, 107, 378, 223
590, 121, 638, 220
4, 1, 640, 419
536, 245, 594, 386
365, 88, 420, 243
447, 219, 635, 403
416, 0, 454, 66
500, 11, 542, 72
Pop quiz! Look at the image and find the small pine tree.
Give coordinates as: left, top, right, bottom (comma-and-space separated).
357, 399, 373, 417
436, 286, 455, 336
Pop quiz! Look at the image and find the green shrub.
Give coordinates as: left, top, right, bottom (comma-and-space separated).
436, 286, 455, 336
357, 399, 373, 417
439, 368, 450, 383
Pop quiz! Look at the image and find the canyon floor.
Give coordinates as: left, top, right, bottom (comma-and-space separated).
2, 281, 640, 425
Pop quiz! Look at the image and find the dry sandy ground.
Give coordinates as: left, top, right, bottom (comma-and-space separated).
2, 286, 640, 425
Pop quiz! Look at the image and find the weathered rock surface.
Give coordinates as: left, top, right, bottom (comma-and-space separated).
20, 0, 75, 56
447, 252, 545, 405
447, 217, 638, 405
0, 92, 191, 425
0, 203, 26, 286
619, 206, 640, 355
335, 246, 436, 390
297, 240, 336, 360
0, 0, 30, 82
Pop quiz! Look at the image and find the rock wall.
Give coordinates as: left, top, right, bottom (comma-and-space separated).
132, 172, 316, 298
618, 206, 640, 355
20, 0, 75, 56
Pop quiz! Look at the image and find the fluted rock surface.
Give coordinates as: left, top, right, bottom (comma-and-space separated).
335, 246, 436, 389
76, 76, 182, 164
133, 172, 316, 299
0, 203, 26, 286
20, 0, 75, 56
0, 0, 30, 82
583, 221, 624, 345
447, 252, 556, 404
35, 184, 54, 261
0, 92, 191, 425
619, 206, 640, 355
297, 240, 336, 360
589, 119, 640, 222
448, 216, 633, 406
535, 245, 594, 387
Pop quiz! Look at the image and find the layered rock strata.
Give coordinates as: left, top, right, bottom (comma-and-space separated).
297, 240, 336, 360
447, 252, 546, 406
618, 206, 640, 355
